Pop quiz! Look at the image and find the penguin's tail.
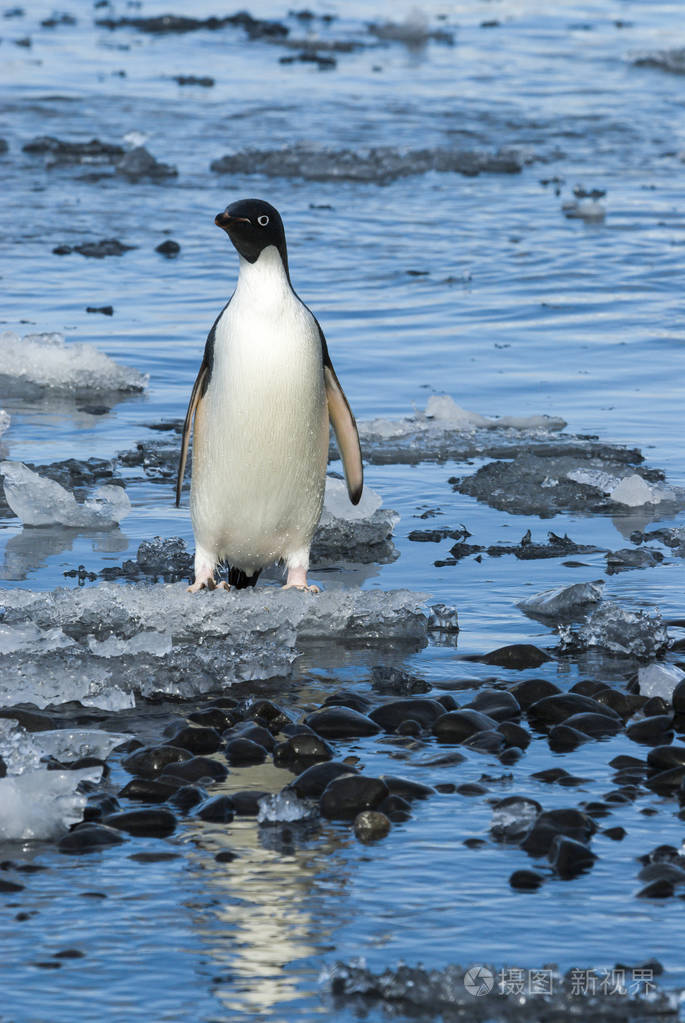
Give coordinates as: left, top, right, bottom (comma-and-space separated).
228, 567, 261, 590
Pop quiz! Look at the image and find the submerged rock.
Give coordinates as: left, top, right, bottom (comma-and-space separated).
115, 146, 177, 179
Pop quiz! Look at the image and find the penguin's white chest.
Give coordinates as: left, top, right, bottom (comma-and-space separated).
190, 249, 329, 573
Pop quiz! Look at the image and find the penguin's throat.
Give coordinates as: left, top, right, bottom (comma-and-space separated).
235, 246, 290, 306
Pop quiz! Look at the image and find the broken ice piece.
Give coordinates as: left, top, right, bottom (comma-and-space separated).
561, 601, 670, 659
427, 603, 459, 632
312, 478, 399, 564
638, 663, 685, 702
1, 461, 130, 527
0, 410, 9, 437
0, 330, 147, 396
518, 581, 604, 619
257, 791, 316, 823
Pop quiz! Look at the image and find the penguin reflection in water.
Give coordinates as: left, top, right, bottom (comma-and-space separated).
176, 198, 363, 593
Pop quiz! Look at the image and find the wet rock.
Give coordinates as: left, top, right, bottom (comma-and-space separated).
83, 793, 120, 821
646, 767, 685, 794
73, 239, 136, 259
115, 146, 177, 179
86, 306, 113, 316
322, 691, 372, 714
0, 707, 60, 731
155, 239, 181, 256
58, 823, 126, 853
432, 709, 498, 742
230, 790, 270, 816
633, 48, 685, 75
520, 808, 596, 856
320, 775, 389, 819
188, 707, 233, 731
173, 75, 214, 86
225, 738, 267, 766
273, 732, 333, 767
280, 51, 337, 69
305, 706, 380, 738
103, 809, 176, 838
287, 762, 358, 799
602, 826, 626, 841
369, 698, 444, 732
606, 547, 664, 574
165, 724, 222, 755
549, 835, 597, 878
378, 794, 412, 821
118, 778, 180, 803
122, 745, 192, 779
465, 689, 521, 721
160, 756, 228, 784
242, 699, 291, 732
491, 796, 542, 842
0, 878, 23, 894
381, 776, 435, 801
596, 688, 644, 719
510, 678, 561, 708
353, 810, 391, 842
626, 715, 674, 745
197, 796, 235, 822
509, 869, 545, 890
476, 644, 552, 669
528, 693, 621, 727
463, 730, 506, 753
637, 880, 675, 898
369, 666, 431, 695
674, 678, 685, 714
22, 135, 124, 164
648, 745, 685, 770
548, 724, 590, 752
169, 785, 205, 813
562, 712, 623, 738
97, 12, 289, 37
456, 782, 488, 796
497, 721, 531, 749
136, 536, 192, 581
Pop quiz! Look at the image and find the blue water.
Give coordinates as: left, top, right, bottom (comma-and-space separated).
1, 1, 685, 1019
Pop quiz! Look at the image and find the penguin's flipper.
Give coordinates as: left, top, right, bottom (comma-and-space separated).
175, 362, 208, 507
323, 362, 363, 506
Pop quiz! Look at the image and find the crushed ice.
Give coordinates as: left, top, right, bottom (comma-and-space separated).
257, 791, 316, 823
558, 601, 670, 659
1, 461, 130, 527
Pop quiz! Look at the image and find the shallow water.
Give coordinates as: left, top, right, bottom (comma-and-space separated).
1, 1, 685, 1020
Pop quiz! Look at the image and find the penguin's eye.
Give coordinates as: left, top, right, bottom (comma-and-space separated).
257, 215, 270, 227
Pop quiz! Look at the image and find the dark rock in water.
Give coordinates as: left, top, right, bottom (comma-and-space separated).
497, 721, 531, 749
370, 666, 431, 695
136, 536, 192, 581
225, 738, 267, 766
305, 706, 380, 738
562, 712, 623, 738
673, 679, 685, 714
197, 796, 235, 822
22, 135, 125, 163
103, 809, 176, 838
97, 12, 289, 38
0, 756, 6, 778
280, 51, 337, 69
369, 698, 444, 732
499, 746, 523, 764
160, 756, 228, 784
646, 766, 685, 794
637, 880, 675, 899
456, 782, 488, 796
548, 724, 590, 752
53, 244, 72, 255
381, 776, 435, 801
227, 722, 275, 751
242, 698, 291, 731
155, 239, 181, 256
463, 730, 506, 753
165, 724, 222, 755
0, 139, 8, 155
0, 878, 25, 893
0, 707, 59, 731
188, 707, 233, 732
510, 678, 561, 708
73, 238, 136, 259
84, 794, 120, 822
59, 823, 126, 854
596, 688, 644, 720
396, 720, 421, 737
520, 808, 596, 856
637, 862, 685, 885
648, 745, 685, 770
288, 762, 358, 799
169, 785, 205, 813
643, 697, 671, 718
353, 811, 391, 842
602, 826, 626, 841
465, 689, 521, 721
626, 715, 674, 745
123, 745, 192, 779
549, 835, 597, 878
432, 709, 498, 742
605, 547, 663, 574
118, 778, 179, 803
378, 794, 412, 821
230, 790, 270, 816
509, 869, 545, 891
476, 643, 552, 669
322, 691, 371, 714
173, 75, 214, 86
320, 775, 388, 819
86, 305, 114, 316
215, 850, 238, 863
632, 48, 685, 75
528, 693, 621, 727
116, 146, 177, 179
273, 732, 333, 767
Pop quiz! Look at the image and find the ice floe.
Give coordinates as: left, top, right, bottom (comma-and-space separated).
518, 581, 604, 619
638, 663, 685, 702
1, 462, 130, 527
559, 601, 670, 660
0, 331, 147, 397
312, 479, 398, 565
0, 583, 433, 708
0, 410, 9, 437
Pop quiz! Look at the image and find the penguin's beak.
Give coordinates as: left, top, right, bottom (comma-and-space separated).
215, 211, 250, 231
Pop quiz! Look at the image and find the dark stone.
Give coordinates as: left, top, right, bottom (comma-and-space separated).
320, 776, 389, 819
396, 720, 421, 736
436, 695, 458, 711
643, 697, 672, 717
242, 699, 291, 732
273, 732, 333, 766
322, 692, 371, 714
226, 722, 275, 751
457, 782, 488, 796
673, 679, 685, 714
465, 689, 521, 721
173, 75, 214, 87
353, 811, 391, 842
602, 827, 626, 840
83, 793, 120, 821
0, 879, 24, 892
626, 715, 674, 745
462, 730, 506, 753
562, 712, 623, 738
595, 688, 644, 719
86, 305, 113, 316
369, 698, 445, 732
377, 794, 412, 821
58, 823, 126, 854
169, 785, 205, 813
118, 778, 179, 802
123, 745, 192, 779
520, 808, 596, 856
499, 746, 524, 765
497, 721, 531, 749
288, 762, 358, 799
215, 850, 238, 863
225, 738, 267, 766
646, 766, 685, 794
305, 707, 380, 738
370, 666, 431, 695
432, 709, 498, 742
637, 880, 675, 899
73, 239, 136, 258
509, 678, 561, 709
491, 796, 542, 842
165, 724, 222, 755
103, 809, 176, 838
115, 146, 177, 179
637, 862, 685, 885
197, 796, 235, 822
0, 707, 59, 731
548, 724, 590, 752
381, 776, 435, 801
648, 745, 685, 770
549, 835, 596, 878
528, 693, 621, 727
160, 756, 228, 784
478, 644, 552, 669
188, 708, 233, 731
509, 869, 545, 891
230, 790, 269, 816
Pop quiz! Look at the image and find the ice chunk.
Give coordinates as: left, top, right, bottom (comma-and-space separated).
638, 663, 685, 701
518, 581, 604, 619
0, 330, 147, 396
0, 583, 430, 708
257, 791, 316, 823
0, 410, 9, 437
560, 601, 670, 659
1, 462, 130, 527
633, 48, 685, 75
562, 198, 606, 221
490, 797, 541, 842
566, 469, 675, 506
312, 479, 398, 565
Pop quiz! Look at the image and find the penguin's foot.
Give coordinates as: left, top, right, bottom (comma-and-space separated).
187, 577, 231, 593
282, 566, 319, 594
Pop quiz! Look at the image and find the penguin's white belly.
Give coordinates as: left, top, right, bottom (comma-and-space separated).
190, 293, 328, 574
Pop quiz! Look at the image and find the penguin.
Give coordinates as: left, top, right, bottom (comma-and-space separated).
176, 198, 363, 594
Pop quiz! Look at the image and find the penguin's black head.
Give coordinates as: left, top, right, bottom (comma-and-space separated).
215, 198, 288, 272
